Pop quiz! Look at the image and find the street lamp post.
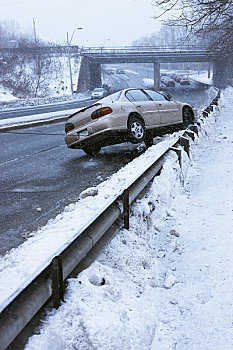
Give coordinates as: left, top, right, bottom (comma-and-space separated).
66, 27, 83, 94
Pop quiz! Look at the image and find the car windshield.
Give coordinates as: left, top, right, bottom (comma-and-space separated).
99, 91, 121, 104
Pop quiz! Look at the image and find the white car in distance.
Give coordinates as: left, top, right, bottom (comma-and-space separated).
91, 87, 108, 99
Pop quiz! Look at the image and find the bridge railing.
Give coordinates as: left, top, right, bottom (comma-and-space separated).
0, 45, 221, 57
80, 45, 213, 55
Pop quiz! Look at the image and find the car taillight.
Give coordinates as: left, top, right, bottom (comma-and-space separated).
91, 107, 112, 119
65, 122, 74, 133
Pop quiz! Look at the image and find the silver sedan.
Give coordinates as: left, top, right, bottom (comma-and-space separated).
65, 88, 197, 155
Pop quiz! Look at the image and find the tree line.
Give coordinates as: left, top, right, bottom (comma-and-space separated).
151, 0, 233, 54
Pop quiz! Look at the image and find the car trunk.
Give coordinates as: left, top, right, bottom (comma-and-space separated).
69, 104, 101, 129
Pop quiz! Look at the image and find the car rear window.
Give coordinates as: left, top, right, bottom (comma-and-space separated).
144, 90, 167, 101
99, 91, 121, 104
125, 89, 150, 102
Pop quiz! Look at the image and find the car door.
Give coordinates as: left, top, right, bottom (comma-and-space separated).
125, 89, 160, 126
157, 100, 180, 124
144, 90, 180, 125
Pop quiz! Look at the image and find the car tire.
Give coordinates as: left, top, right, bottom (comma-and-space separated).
182, 106, 194, 128
82, 145, 101, 155
128, 116, 145, 143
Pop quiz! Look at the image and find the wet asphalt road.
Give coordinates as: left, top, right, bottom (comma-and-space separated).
0, 69, 215, 255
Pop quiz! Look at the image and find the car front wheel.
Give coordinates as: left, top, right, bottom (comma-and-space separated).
128, 116, 145, 143
82, 145, 101, 155
182, 107, 193, 128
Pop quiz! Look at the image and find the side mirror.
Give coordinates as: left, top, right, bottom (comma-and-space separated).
166, 93, 172, 101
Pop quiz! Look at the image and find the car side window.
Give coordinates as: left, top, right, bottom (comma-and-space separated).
125, 89, 150, 102
144, 90, 167, 101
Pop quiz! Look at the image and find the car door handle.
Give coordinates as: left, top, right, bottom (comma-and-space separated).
136, 105, 141, 108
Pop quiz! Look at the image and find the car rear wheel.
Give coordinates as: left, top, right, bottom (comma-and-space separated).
128, 116, 145, 143
182, 107, 193, 128
82, 145, 101, 155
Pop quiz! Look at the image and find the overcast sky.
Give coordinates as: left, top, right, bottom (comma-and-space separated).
0, 0, 161, 46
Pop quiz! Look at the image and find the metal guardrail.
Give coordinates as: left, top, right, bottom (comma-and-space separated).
80, 46, 222, 60
0, 92, 220, 349
81, 45, 216, 54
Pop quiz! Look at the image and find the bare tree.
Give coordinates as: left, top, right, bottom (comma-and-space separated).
132, 23, 201, 50
29, 44, 53, 97
151, 0, 233, 52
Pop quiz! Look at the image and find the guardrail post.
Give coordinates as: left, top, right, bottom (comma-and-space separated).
123, 189, 130, 230
184, 130, 195, 141
169, 147, 182, 168
211, 98, 218, 106
189, 124, 199, 136
208, 105, 214, 112
51, 255, 64, 309
179, 136, 190, 157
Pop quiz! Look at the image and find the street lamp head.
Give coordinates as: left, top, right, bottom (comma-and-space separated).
68, 27, 83, 45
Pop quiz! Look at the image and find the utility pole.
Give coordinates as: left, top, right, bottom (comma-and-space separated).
67, 32, 74, 95
66, 27, 83, 95
33, 18, 37, 44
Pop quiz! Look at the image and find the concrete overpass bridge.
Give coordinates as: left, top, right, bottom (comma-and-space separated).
77, 46, 231, 91
0, 45, 230, 92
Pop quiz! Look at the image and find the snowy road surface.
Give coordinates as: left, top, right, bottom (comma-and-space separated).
21, 87, 233, 349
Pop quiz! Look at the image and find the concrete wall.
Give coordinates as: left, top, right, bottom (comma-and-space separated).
77, 57, 102, 92
153, 61, 160, 91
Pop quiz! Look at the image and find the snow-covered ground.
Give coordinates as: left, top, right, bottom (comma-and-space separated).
22, 87, 232, 350
0, 57, 81, 107
190, 71, 213, 85
0, 77, 232, 349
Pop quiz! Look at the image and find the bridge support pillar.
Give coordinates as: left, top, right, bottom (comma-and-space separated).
77, 57, 102, 92
213, 55, 233, 88
208, 65, 211, 79
153, 61, 160, 91
89, 61, 102, 90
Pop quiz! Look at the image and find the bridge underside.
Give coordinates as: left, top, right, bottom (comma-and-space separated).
77, 52, 232, 92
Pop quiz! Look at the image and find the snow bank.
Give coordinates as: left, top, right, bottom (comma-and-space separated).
2, 85, 232, 350
190, 71, 213, 85
0, 88, 18, 102
24, 90, 230, 349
